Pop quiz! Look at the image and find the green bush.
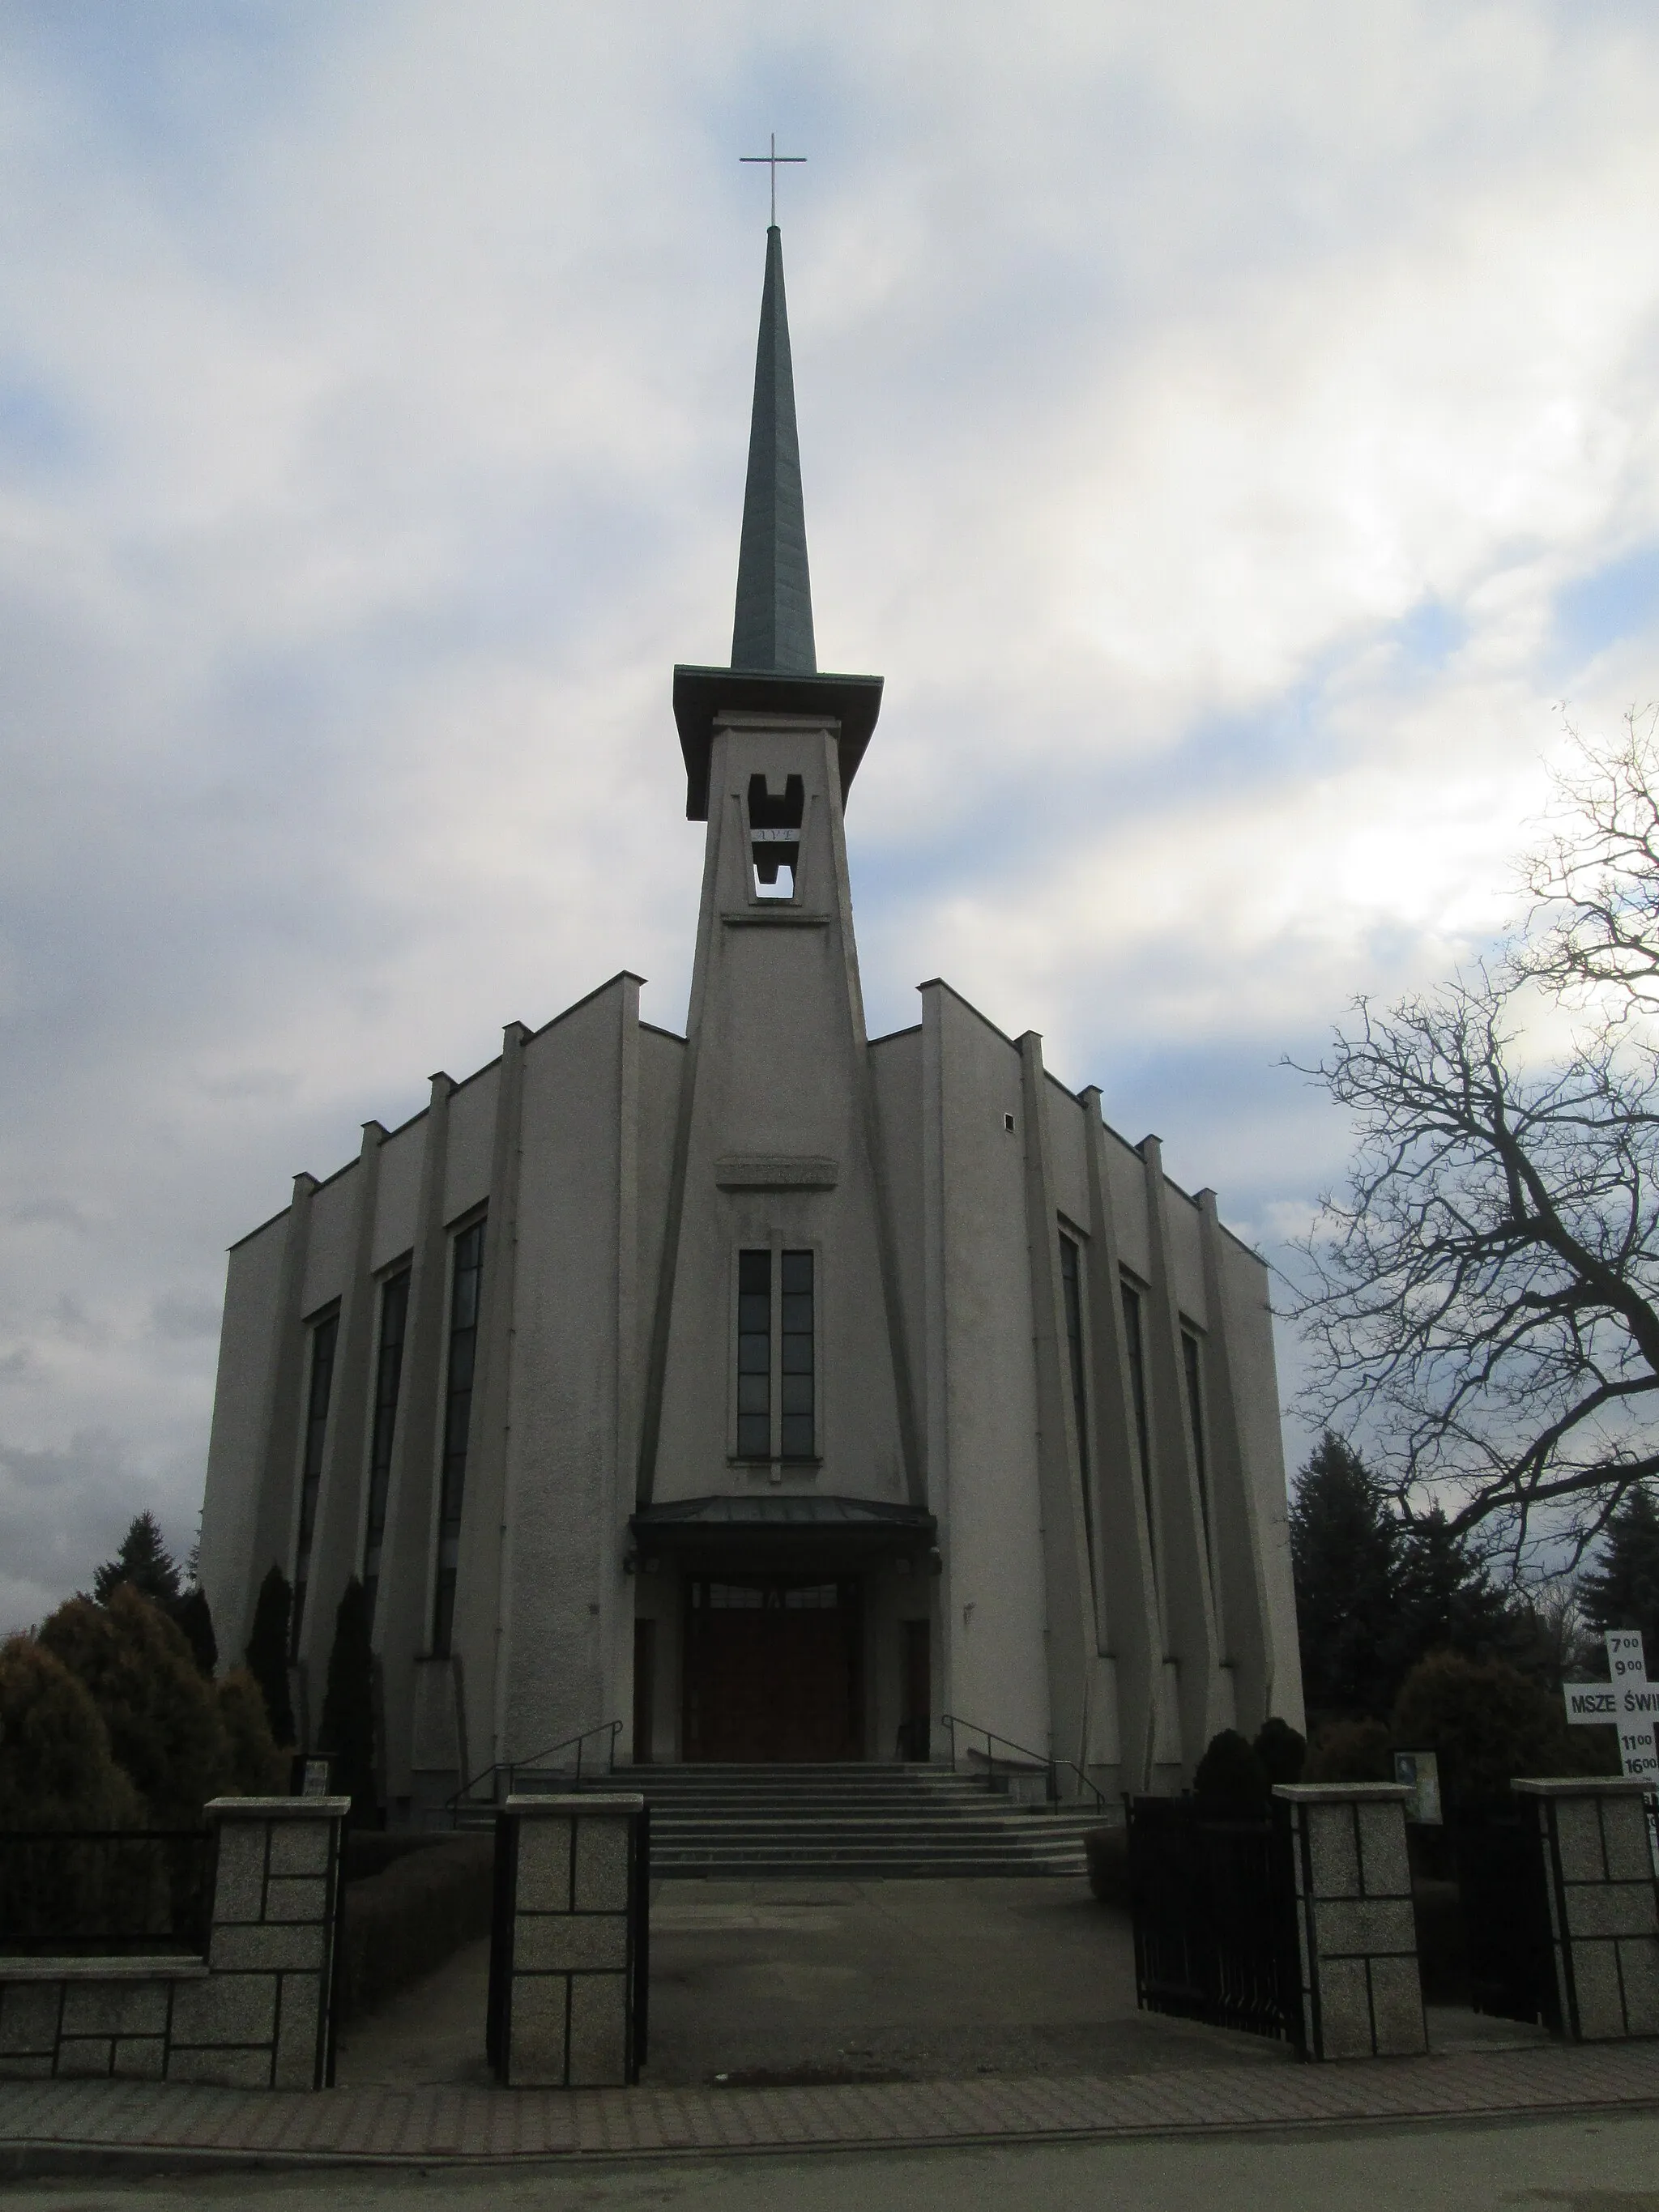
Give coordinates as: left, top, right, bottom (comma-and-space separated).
1254, 1716, 1307, 1786
216, 1668, 287, 1795
319, 1577, 377, 1821
1390, 1650, 1601, 1815
1304, 1716, 1393, 1783
245, 1565, 296, 1748
1192, 1728, 1269, 1809
38, 1585, 229, 1825
0, 1634, 143, 1829
335, 1835, 494, 2022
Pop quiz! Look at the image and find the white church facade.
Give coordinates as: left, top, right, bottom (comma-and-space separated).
198, 226, 1303, 1818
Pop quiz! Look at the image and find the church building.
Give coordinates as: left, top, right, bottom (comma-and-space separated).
198, 225, 1303, 1819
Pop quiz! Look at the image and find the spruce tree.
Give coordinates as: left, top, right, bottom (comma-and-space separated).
1290, 1433, 1401, 1720
1389, 1507, 1512, 1676
245, 1565, 296, 1748
318, 1576, 377, 1821
1580, 1484, 1659, 1669
91, 1512, 181, 1607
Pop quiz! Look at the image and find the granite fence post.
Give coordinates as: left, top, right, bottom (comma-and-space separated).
1273, 1782, 1427, 2061
493, 1792, 646, 2089
1512, 1777, 1659, 2041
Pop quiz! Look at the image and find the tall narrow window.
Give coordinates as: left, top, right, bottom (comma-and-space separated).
1120, 1277, 1154, 1556
291, 1311, 339, 1653
1059, 1234, 1093, 1551
780, 1249, 815, 1459
433, 1219, 484, 1657
736, 1250, 771, 1457
361, 1267, 410, 1630
1183, 1328, 1211, 1553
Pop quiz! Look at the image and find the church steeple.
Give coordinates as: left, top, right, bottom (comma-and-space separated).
672, 219, 883, 823
731, 226, 816, 675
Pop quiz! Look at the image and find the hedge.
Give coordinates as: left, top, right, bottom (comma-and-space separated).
335, 1834, 494, 2022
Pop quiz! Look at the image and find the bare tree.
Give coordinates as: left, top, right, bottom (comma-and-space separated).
1293, 710, 1659, 1565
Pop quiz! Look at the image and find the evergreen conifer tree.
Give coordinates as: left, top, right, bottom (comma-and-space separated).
318, 1576, 377, 1821
170, 1587, 218, 1678
91, 1512, 181, 1607
1290, 1433, 1401, 1720
1580, 1484, 1659, 1668
245, 1565, 296, 1748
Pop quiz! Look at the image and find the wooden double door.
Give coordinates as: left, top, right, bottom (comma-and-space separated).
682, 1574, 864, 1762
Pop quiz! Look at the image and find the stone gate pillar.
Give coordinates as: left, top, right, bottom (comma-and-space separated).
1273, 1782, 1427, 2061
1512, 1777, 1659, 2040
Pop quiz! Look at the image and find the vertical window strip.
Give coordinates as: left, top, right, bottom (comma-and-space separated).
736, 1249, 771, 1457
291, 1311, 339, 1653
1183, 1330, 1212, 1554
433, 1219, 485, 1657
1120, 1279, 1154, 1559
362, 1268, 410, 1630
1059, 1234, 1093, 1551
779, 1249, 814, 1458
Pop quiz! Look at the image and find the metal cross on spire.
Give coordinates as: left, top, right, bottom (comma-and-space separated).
740, 133, 805, 227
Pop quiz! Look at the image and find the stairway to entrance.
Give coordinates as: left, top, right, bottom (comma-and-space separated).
630, 1762, 1104, 1877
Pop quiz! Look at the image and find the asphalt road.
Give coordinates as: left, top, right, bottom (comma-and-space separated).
5, 2111, 1657, 2212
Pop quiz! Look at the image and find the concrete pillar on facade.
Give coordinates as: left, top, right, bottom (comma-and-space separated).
374, 1073, 455, 1816
1195, 1187, 1275, 1738
296, 1122, 386, 1688
1017, 1033, 1097, 1784
1274, 1781, 1427, 2061
1512, 1776, 1659, 2039
454, 1022, 528, 1785
1080, 1091, 1163, 1796
1138, 1136, 1225, 1772
245, 1173, 318, 1659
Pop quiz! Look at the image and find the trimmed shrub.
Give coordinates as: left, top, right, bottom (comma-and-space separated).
319, 1577, 377, 1821
1254, 1716, 1307, 1787
1192, 1728, 1269, 1810
38, 1585, 229, 1825
245, 1564, 296, 1748
1390, 1650, 1597, 1815
1083, 1825, 1129, 1906
335, 1834, 495, 2022
171, 1588, 218, 1679
1304, 1716, 1393, 1783
217, 1668, 287, 1795
0, 1634, 143, 1829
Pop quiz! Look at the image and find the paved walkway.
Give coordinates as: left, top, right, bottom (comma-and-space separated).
5, 2042, 1659, 2171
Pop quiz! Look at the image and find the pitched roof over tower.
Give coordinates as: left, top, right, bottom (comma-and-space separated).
732, 226, 816, 676
674, 224, 882, 820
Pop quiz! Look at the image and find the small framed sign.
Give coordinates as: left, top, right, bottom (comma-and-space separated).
290, 1754, 334, 1799
1392, 1748, 1442, 1824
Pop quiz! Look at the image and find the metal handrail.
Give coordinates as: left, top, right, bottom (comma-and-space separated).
444, 1720, 622, 1818
940, 1713, 1107, 1812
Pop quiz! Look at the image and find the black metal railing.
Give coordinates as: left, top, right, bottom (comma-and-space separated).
1126, 1795, 1298, 2045
1452, 1809, 1559, 2029
446, 1720, 622, 1823
940, 1714, 1108, 1811
0, 1830, 215, 1957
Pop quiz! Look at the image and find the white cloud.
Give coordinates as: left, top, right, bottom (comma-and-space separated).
3, 0, 1659, 1595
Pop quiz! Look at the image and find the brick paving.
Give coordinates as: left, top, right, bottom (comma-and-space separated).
3, 2042, 1659, 2169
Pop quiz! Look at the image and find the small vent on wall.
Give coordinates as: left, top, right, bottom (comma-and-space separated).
1004, 1113, 1017, 1133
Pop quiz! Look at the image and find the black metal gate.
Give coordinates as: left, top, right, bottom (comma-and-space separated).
1452, 1810, 1559, 2030
1127, 1796, 1299, 2047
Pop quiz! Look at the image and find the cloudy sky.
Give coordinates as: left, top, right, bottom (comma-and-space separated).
3, 1, 1657, 1632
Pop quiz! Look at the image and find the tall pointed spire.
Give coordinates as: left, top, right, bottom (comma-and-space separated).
731, 226, 816, 674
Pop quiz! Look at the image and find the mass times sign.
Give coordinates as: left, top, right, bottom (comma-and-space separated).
1565, 1630, 1659, 1781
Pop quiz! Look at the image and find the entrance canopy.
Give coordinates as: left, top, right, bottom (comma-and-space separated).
629, 1494, 935, 1572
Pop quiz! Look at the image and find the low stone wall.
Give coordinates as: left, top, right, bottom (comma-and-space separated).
0, 1795, 348, 2091
1514, 1778, 1659, 2042
1273, 1782, 1427, 2061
